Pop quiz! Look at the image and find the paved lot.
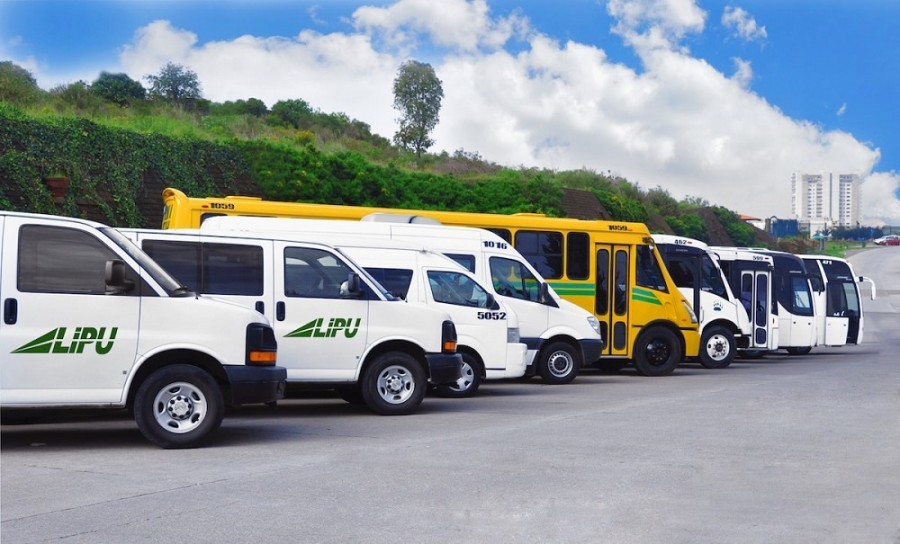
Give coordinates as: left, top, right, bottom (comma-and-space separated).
3, 248, 899, 543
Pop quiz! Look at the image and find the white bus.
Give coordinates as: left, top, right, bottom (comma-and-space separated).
799, 254, 875, 348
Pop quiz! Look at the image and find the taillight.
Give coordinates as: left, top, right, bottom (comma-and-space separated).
246, 323, 278, 366
441, 320, 457, 354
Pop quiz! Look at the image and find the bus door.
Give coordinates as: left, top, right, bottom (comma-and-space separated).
739, 269, 775, 349
805, 260, 849, 347
595, 244, 630, 357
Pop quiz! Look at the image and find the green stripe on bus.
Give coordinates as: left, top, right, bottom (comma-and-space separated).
549, 282, 595, 296
632, 287, 662, 306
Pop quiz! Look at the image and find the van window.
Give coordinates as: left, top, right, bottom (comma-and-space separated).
490, 256, 540, 302
514, 230, 563, 279
18, 225, 126, 295
427, 270, 490, 308
364, 267, 414, 299
143, 240, 264, 296
284, 247, 353, 299
444, 253, 476, 274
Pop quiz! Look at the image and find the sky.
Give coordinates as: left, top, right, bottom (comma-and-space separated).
1, 0, 898, 225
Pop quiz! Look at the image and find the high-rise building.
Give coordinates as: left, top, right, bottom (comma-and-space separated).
790, 172, 860, 234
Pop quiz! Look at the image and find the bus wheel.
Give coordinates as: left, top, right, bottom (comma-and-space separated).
133, 365, 224, 449
436, 352, 482, 398
786, 346, 812, 356
633, 327, 680, 377
538, 341, 580, 385
360, 352, 426, 415
699, 326, 735, 369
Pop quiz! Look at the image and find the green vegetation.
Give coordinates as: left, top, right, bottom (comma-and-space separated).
0, 60, 770, 246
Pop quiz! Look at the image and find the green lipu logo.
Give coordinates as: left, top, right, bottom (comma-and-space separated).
12, 327, 118, 355
285, 318, 361, 338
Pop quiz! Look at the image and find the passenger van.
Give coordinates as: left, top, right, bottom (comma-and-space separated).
198, 216, 605, 383
0, 212, 285, 448
799, 254, 875, 348
321, 240, 528, 396
120, 228, 464, 415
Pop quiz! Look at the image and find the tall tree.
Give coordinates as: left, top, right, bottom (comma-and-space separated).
392, 60, 443, 164
0, 61, 43, 105
145, 62, 201, 106
91, 72, 146, 106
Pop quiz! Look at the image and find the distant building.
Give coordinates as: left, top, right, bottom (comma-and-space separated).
790, 172, 860, 235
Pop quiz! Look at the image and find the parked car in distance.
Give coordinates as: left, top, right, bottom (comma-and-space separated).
873, 234, 900, 246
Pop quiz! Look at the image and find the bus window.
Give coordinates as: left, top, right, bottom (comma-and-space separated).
514, 230, 563, 279
790, 276, 814, 316
490, 256, 540, 302
666, 257, 695, 289
614, 249, 628, 315
807, 262, 825, 292
566, 232, 589, 280
487, 228, 511, 244
595, 249, 609, 315
700, 254, 727, 298
635, 245, 667, 292
444, 253, 476, 274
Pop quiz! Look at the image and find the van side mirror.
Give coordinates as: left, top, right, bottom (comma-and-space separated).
105, 260, 135, 295
486, 293, 499, 310
538, 282, 557, 307
340, 272, 362, 299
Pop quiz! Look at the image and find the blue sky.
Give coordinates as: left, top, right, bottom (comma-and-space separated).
1, 0, 898, 224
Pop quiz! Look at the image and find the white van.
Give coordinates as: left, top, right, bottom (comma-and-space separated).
199, 216, 605, 384
315, 239, 527, 397
120, 228, 464, 415
0, 212, 285, 449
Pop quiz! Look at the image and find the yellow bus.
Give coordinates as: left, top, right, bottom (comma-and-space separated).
163, 187, 700, 374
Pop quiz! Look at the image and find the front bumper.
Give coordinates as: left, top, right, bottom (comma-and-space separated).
425, 353, 464, 385
224, 365, 287, 405
578, 338, 605, 366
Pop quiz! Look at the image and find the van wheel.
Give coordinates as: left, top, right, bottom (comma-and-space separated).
699, 326, 735, 369
633, 327, 680, 376
360, 352, 426, 415
538, 341, 580, 385
133, 365, 224, 449
787, 346, 812, 355
436, 352, 482, 398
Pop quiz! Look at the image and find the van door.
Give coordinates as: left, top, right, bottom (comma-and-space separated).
596, 244, 629, 357
274, 242, 369, 381
0, 218, 140, 404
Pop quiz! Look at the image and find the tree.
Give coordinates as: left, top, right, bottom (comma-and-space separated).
145, 62, 201, 106
270, 98, 314, 128
91, 72, 146, 106
392, 60, 443, 164
0, 61, 43, 105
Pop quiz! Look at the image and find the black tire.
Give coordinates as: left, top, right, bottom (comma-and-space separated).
699, 325, 735, 369
435, 352, 483, 398
133, 365, 224, 449
360, 352, 427, 415
537, 341, 580, 385
633, 327, 681, 377
787, 346, 813, 356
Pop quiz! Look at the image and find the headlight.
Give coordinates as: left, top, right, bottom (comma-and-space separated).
507, 327, 520, 343
681, 300, 698, 324
587, 316, 601, 336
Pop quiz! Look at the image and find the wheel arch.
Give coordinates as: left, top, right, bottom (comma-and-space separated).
360, 340, 427, 378
126, 349, 226, 409
635, 320, 686, 359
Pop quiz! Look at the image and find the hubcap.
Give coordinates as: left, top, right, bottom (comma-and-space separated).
707, 334, 730, 361
647, 340, 671, 365
450, 361, 475, 392
376, 365, 415, 404
153, 382, 206, 433
547, 351, 574, 377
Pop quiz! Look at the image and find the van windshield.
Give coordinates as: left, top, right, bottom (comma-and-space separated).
101, 227, 188, 295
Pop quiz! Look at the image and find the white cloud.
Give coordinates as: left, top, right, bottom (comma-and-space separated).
861, 172, 900, 226
112, 0, 897, 224
722, 6, 767, 42
837, 102, 847, 116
